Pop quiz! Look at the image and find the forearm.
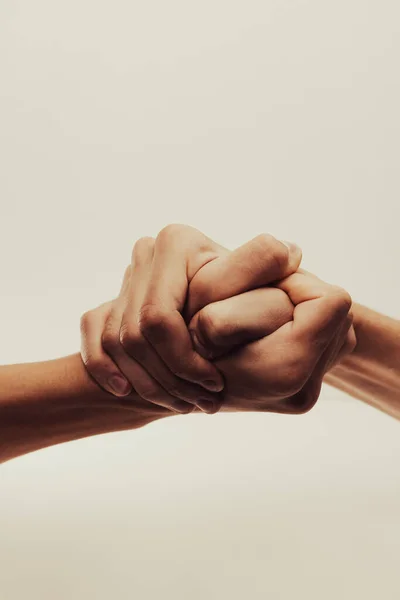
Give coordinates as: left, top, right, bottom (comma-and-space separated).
324, 303, 400, 419
0, 353, 171, 463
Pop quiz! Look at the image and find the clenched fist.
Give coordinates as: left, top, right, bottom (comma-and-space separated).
80, 224, 355, 416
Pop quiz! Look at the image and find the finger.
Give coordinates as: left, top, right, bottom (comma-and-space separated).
319, 310, 354, 375
285, 309, 355, 414
105, 342, 198, 415
136, 225, 225, 392
328, 322, 357, 370
116, 237, 219, 413
80, 263, 194, 413
185, 234, 302, 320
111, 299, 220, 414
103, 306, 201, 414
275, 271, 352, 351
80, 301, 133, 397
215, 272, 352, 407
188, 287, 294, 359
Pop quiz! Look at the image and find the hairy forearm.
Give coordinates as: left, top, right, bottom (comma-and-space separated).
0, 353, 171, 463
324, 303, 400, 419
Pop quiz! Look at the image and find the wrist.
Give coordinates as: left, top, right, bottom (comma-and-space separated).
323, 303, 400, 419
0, 353, 172, 462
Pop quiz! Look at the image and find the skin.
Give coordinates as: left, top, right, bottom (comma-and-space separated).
0, 354, 172, 463
81, 225, 355, 415
325, 303, 400, 420
80, 225, 305, 413
2, 225, 398, 464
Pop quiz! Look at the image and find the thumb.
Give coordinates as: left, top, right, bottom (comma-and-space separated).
185, 235, 302, 322
188, 286, 294, 359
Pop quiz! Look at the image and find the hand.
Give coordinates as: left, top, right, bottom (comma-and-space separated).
80, 224, 302, 414
188, 268, 356, 413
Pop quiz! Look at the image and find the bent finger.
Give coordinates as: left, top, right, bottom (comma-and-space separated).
189, 287, 294, 359
285, 310, 355, 414
118, 236, 219, 412
138, 226, 224, 391
80, 301, 133, 398
186, 234, 302, 319
275, 271, 352, 349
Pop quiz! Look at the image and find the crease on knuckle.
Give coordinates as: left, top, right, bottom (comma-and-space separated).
271, 245, 289, 274
119, 321, 144, 356
101, 317, 120, 353
101, 331, 119, 354
138, 304, 170, 339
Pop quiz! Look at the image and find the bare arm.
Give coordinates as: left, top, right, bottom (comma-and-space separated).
0, 353, 171, 464
0, 228, 303, 464
324, 303, 400, 419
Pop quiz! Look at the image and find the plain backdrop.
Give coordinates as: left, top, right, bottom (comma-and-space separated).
1, 1, 400, 598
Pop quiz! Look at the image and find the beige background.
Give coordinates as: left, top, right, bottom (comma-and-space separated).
1, 1, 400, 598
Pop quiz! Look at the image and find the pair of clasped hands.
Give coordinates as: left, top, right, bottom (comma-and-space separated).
80, 225, 356, 417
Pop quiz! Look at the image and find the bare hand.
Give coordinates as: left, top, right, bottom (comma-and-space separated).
80, 224, 301, 414
189, 268, 356, 413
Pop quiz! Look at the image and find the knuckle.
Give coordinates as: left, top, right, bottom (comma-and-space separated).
101, 328, 120, 354
255, 233, 290, 269
254, 232, 275, 246
271, 244, 290, 273
196, 305, 226, 348
131, 236, 155, 264
327, 286, 353, 315
138, 304, 169, 339
119, 321, 144, 355
157, 223, 187, 244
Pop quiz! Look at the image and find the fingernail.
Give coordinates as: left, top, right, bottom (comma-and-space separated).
202, 379, 223, 392
282, 240, 300, 253
109, 375, 132, 396
197, 400, 217, 414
